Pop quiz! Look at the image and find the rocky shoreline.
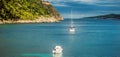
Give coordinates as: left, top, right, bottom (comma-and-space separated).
0, 16, 63, 24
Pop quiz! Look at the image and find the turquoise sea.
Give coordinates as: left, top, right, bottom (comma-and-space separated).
0, 18, 120, 57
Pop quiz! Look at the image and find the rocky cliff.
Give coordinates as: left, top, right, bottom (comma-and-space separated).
42, 1, 63, 20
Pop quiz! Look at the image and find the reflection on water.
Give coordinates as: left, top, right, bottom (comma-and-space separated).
69, 31, 75, 34
22, 53, 63, 57
69, 29, 75, 34
53, 54, 62, 57
22, 53, 52, 57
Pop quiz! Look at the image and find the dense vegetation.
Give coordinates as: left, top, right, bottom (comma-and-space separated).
0, 0, 53, 20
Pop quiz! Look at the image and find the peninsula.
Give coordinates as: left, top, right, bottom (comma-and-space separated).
85, 14, 120, 19
0, 0, 63, 24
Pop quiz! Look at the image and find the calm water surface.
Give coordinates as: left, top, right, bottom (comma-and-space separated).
0, 18, 120, 57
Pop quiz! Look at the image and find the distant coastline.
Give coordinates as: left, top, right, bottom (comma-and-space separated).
85, 14, 120, 19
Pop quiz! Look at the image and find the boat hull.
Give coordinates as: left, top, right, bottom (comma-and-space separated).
69, 28, 75, 32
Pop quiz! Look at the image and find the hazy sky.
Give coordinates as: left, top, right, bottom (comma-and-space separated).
45, 0, 120, 18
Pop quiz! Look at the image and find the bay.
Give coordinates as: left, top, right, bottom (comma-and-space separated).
0, 18, 120, 57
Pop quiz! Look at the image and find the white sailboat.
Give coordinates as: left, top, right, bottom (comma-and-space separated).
69, 9, 75, 32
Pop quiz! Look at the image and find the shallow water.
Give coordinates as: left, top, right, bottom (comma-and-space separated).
0, 18, 120, 57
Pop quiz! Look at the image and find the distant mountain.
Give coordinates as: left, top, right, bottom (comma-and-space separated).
85, 14, 120, 19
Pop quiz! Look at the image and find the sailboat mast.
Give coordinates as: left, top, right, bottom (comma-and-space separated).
69, 8, 75, 32
71, 8, 73, 27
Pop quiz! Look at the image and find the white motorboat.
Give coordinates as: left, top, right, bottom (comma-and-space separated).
53, 46, 63, 54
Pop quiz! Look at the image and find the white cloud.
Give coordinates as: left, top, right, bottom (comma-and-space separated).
45, 0, 99, 3
98, 4, 120, 7
45, 0, 70, 7
45, 0, 120, 3
79, 0, 98, 3
61, 12, 95, 18
52, 3, 70, 7
78, 0, 120, 4
76, 0, 120, 6
61, 10, 120, 18
45, 0, 120, 7
45, 0, 66, 2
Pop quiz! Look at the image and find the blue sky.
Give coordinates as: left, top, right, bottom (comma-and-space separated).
45, 0, 120, 18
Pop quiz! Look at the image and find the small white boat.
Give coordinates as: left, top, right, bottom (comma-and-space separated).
70, 26, 75, 32
53, 46, 63, 54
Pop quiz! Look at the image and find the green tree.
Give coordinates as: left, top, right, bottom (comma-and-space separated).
0, 0, 53, 20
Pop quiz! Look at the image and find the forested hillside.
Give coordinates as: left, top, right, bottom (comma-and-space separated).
0, 0, 62, 21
